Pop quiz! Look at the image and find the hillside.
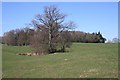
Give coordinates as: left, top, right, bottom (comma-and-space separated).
2, 43, 118, 78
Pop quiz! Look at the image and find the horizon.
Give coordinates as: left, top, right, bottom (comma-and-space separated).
1, 2, 118, 41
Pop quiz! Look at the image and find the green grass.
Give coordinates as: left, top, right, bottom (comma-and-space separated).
2, 43, 118, 78
0, 43, 2, 79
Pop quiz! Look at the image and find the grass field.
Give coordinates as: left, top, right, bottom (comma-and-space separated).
2, 43, 118, 78
0, 43, 2, 79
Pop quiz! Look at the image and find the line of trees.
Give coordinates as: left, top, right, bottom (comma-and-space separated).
2, 29, 106, 45
2, 28, 106, 53
1, 5, 106, 55
70, 31, 106, 43
2, 28, 33, 46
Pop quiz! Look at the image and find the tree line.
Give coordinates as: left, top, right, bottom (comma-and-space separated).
1, 5, 106, 55
70, 31, 106, 43
2, 27, 106, 54
2, 29, 106, 45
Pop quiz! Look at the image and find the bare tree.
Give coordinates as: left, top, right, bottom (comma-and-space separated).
3, 30, 17, 46
30, 28, 49, 55
32, 5, 75, 54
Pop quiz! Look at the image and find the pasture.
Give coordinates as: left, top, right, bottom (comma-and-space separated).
2, 43, 118, 78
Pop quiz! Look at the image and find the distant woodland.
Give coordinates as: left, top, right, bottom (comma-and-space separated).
2, 28, 106, 46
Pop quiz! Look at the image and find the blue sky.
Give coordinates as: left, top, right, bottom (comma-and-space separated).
2, 2, 118, 41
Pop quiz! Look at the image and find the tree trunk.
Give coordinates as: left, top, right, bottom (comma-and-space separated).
49, 27, 51, 47
61, 45, 65, 52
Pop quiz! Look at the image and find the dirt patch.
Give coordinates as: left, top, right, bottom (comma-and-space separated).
16, 52, 39, 56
